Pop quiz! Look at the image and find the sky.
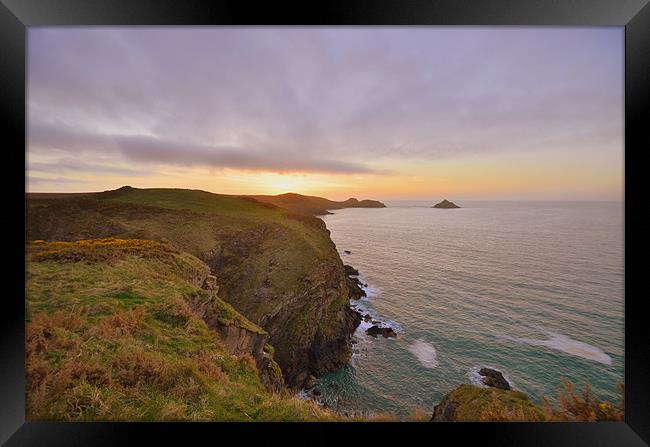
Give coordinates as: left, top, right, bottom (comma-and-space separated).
27, 27, 624, 201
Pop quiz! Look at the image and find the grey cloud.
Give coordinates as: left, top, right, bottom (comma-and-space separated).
27, 176, 91, 185
28, 27, 623, 176
28, 158, 148, 177
28, 121, 375, 175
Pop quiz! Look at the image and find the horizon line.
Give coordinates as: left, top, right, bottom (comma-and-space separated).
25, 185, 624, 203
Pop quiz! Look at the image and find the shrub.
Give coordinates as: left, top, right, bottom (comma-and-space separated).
541, 379, 624, 421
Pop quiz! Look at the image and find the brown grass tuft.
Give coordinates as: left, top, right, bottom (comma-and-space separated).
541, 378, 624, 421
478, 391, 542, 421
28, 238, 179, 264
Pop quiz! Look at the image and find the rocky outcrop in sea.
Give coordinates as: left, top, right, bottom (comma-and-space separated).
432, 199, 461, 209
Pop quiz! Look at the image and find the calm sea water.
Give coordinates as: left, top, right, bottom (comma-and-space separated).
315, 200, 624, 418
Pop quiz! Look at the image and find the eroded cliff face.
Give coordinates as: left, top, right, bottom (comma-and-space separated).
258, 262, 362, 388
187, 274, 285, 392
204, 218, 361, 389
214, 324, 285, 392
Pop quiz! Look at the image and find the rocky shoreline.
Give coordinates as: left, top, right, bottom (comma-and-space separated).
298, 257, 400, 407
343, 262, 398, 339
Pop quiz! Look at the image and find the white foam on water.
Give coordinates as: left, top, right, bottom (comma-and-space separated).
468, 365, 516, 389
354, 313, 403, 335
501, 332, 612, 365
358, 279, 379, 300
407, 339, 439, 369
296, 389, 310, 400
350, 280, 403, 336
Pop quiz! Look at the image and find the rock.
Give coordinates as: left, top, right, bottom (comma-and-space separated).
304, 375, 317, 390
431, 384, 542, 422
347, 276, 367, 300
366, 325, 397, 338
478, 368, 511, 390
344, 264, 359, 276
344, 250, 352, 254
431, 399, 458, 422
202, 274, 219, 293
432, 199, 460, 209
364, 314, 372, 322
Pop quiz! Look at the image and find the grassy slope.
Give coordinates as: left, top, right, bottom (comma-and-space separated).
27, 187, 351, 387
28, 187, 341, 312
26, 239, 339, 421
101, 188, 344, 320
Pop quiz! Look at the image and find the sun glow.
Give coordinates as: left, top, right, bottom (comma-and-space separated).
249, 173, 333, 196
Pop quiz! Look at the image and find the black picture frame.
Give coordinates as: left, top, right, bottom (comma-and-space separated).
2, 0, 648, 445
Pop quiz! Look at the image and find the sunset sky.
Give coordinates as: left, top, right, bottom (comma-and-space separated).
27, 27, 623, 201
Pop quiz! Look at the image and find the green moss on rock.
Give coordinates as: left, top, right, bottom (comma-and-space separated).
431, 384, 546, 421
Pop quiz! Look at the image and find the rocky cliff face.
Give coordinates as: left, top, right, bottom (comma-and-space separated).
214, 324, 284, 392
205, 219, 361, 389
188, 273, 285, 392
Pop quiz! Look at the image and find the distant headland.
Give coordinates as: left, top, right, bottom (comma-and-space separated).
432, 199, 461, 209
246, 192, 386, 216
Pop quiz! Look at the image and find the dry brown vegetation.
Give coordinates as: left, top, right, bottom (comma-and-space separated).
540, 379, 624, 421
28, 238, 179, 264
477, 379, 624, 422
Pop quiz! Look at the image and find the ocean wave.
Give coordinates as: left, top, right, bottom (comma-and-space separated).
468, 365, 516, 389
358, 278, 379, 300
407, 339, 439, 368
500, 332, 612, 365
350, 281, 402, 336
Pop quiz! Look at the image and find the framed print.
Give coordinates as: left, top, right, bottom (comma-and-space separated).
1, 0, 649, 445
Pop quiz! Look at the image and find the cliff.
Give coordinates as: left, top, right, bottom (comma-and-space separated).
246, 192, 386, 215
26, 186, 360, 389
26, 239, 334, 420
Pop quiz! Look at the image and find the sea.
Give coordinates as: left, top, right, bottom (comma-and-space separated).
312, 200, 624, 419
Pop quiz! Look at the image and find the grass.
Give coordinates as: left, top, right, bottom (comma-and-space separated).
26, 239, 341, 421
27, 187, 340, 299
435, 382, 625, 422
436, 384, 545, 421
26, 187, 368, 388
109, 187, 286, 219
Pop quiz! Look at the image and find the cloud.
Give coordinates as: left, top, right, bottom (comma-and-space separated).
27, 176, 91, 185
28, 121, 376, 175
27, 27, 623, 180
28, 157, 148, 177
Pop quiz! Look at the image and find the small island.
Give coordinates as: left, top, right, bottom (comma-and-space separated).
432, 199, 461, 209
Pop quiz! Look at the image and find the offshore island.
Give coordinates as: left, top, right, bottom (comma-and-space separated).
432, 199, 461, 209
